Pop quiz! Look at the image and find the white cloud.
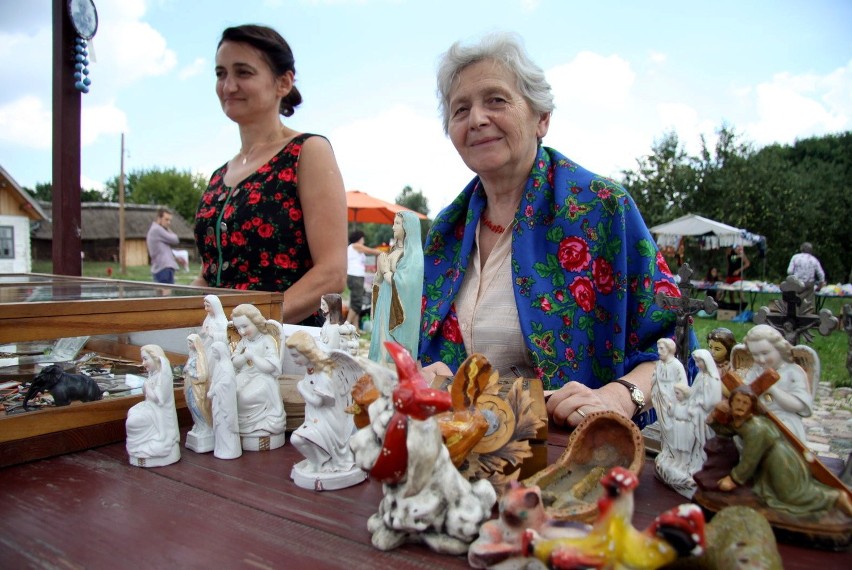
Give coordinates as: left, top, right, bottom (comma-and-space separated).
330, 104, 472, 213
0, 96, 51, 149
179, 57, 207, 80
82, 103, 129, 145
548, 52, 636, 111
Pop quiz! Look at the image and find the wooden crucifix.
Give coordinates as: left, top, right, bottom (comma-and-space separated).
754, 275, 838, 345
654, 263, 718, 370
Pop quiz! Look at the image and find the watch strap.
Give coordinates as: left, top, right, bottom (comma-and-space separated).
612, 378, 642, 415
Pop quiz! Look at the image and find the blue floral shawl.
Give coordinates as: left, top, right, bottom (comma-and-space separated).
419, 146, 679, 399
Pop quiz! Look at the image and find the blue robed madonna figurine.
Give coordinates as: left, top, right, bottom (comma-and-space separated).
368, 211, 424, 364
418, 32, 678, 429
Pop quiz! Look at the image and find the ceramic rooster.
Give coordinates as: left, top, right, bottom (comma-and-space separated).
523, 467, 705, 570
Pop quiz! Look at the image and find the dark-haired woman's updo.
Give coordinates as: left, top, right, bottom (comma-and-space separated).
219, 24, 303, 117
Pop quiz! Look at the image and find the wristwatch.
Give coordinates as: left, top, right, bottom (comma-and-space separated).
612, 378, 645, 416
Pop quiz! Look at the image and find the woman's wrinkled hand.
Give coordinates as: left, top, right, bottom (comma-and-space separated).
546, 382, 627, 428
420, 361, 453, 386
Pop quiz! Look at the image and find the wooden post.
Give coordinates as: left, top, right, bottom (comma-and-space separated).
51, 0, 82, 276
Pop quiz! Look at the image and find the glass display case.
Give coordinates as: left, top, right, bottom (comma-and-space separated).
0, 273, 285, 467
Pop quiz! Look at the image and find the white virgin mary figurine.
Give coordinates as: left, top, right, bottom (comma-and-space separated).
207, 341, 242, 460
200, 294, 229, 349
184, 333, 214, 453
230, 304, 287, 451
287, 331, 366, 490
126, 344, 181, 467
690, 349, 723, 451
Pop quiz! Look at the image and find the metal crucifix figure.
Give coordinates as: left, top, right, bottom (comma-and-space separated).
754, 275, 838, 346
654, 263, 718, 370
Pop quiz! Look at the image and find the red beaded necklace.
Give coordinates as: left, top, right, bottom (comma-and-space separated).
481, 212, 506, 234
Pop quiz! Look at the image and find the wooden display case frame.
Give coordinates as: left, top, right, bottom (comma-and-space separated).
0, 273, 284, 467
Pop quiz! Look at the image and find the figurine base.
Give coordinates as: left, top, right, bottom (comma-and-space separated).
290, 461, 367, 491
240, 432, 286, 451
128, 445, 181, 468
185, 431, 214, 453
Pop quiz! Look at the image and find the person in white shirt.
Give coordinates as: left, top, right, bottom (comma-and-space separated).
346, 230, 382, 329
787, 242, 826, 288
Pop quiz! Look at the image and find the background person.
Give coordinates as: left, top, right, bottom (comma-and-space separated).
346, 230, 382, 330
192, 24, 347, 325
787, 241, 826, 290
418, 32, 679, 428
146, 207, 180, 284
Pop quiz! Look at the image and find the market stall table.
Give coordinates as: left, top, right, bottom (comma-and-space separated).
1, 424, 848, 568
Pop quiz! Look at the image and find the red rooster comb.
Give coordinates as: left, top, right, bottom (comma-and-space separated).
385, 341, 451, 420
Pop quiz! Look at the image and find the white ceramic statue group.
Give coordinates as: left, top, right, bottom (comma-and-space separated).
653, 323, 816, 499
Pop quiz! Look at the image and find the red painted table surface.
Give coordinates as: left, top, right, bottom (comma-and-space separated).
0, 426, 849, 569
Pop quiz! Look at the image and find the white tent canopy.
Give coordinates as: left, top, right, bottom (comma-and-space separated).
649, 214, 765, 250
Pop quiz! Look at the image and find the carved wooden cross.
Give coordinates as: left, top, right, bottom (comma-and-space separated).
654, 263, 718, 369
754, 276, 838, 345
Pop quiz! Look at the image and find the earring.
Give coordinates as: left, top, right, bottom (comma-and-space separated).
73, 37, 92, 93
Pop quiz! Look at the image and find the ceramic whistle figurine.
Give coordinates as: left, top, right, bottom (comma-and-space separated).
368, 211, 424, 364
207, 341, 242, 460
230, 304, 287, 451
706, 327, 736, 381
349, 342, 496, 555
126, 344, 181, 467
184, 334, 214, 453
287, 331, 367, 490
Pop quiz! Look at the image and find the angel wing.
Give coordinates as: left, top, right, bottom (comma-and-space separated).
226, 321, 240, 353
327, 349, 365, 402
791, 345, 820, 398
730, 343, 752, 378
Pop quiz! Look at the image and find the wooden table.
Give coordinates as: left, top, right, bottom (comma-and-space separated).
1, 426, 849, 569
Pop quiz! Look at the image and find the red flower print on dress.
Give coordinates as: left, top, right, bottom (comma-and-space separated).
569, 275, 596, 313
440, 314, 463, 344
653, 280, 681, 298
274, 253, 291, 268
592, 257, 615, 295
223, 204, 235, 219
278, 168, 294, 182
540, 297, 552, 312
230, 231, 246, 247
557, 236, 591, 272
257, 224, 274, 239
656, 251, 673, 278
289, 209, 302, 222
565, 347, 575, 361
247, 191, 262, 205
252, 217, 262, 227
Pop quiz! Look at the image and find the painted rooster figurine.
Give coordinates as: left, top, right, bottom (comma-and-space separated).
523, 467, 706, 570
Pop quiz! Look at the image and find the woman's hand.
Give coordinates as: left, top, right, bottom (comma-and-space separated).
420, 361, 453, 386
546, 382, 626, 427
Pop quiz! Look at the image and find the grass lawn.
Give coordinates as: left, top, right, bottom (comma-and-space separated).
692, 292, 851, 388
28, 262, 850, 387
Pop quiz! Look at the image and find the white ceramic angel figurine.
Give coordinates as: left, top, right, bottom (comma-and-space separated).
368, 211, 423, 364
126, 344, 181, 467
200, 294, 228, 350
742, 324, 813, 443
286, 331, 367, 490
230, 304, 287, 451
207, 341, 242, 460
319, 293, 359, 356
184, 334, 214, 453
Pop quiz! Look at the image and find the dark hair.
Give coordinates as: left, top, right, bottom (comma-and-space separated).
707, 327, 736, 356
348, 230, 365, 244
157, 207, 171, 218
322, 293, 343, 325
218, 24, 302, 117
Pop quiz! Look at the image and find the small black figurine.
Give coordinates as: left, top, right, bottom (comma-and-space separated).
22, 364, 103, 410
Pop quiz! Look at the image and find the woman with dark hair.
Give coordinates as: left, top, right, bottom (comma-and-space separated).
193, 25, 347, 326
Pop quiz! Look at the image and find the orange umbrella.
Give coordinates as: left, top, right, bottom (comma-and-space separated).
346, 190, 428, 225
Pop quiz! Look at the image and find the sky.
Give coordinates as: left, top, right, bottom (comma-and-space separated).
1, 0, 851, 214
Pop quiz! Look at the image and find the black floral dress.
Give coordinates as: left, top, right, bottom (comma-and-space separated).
195, 133, 322, 323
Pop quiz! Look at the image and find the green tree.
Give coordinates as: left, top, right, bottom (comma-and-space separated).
25, 182, 107, 203
104, 167, 206, 221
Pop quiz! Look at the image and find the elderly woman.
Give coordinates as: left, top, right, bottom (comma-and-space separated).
419, 32, 678, 428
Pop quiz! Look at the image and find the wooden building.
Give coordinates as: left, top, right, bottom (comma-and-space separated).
32, 202, 196, 266
0, 165, 49, 273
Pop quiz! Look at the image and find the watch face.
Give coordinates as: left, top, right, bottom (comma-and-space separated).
68, 0, 98, 39
632, 389, 646, 407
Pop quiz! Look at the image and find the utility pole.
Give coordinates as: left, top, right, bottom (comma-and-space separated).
119, 133, 126, 274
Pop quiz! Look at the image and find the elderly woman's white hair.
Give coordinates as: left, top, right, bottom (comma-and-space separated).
436, 31, 555, 135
